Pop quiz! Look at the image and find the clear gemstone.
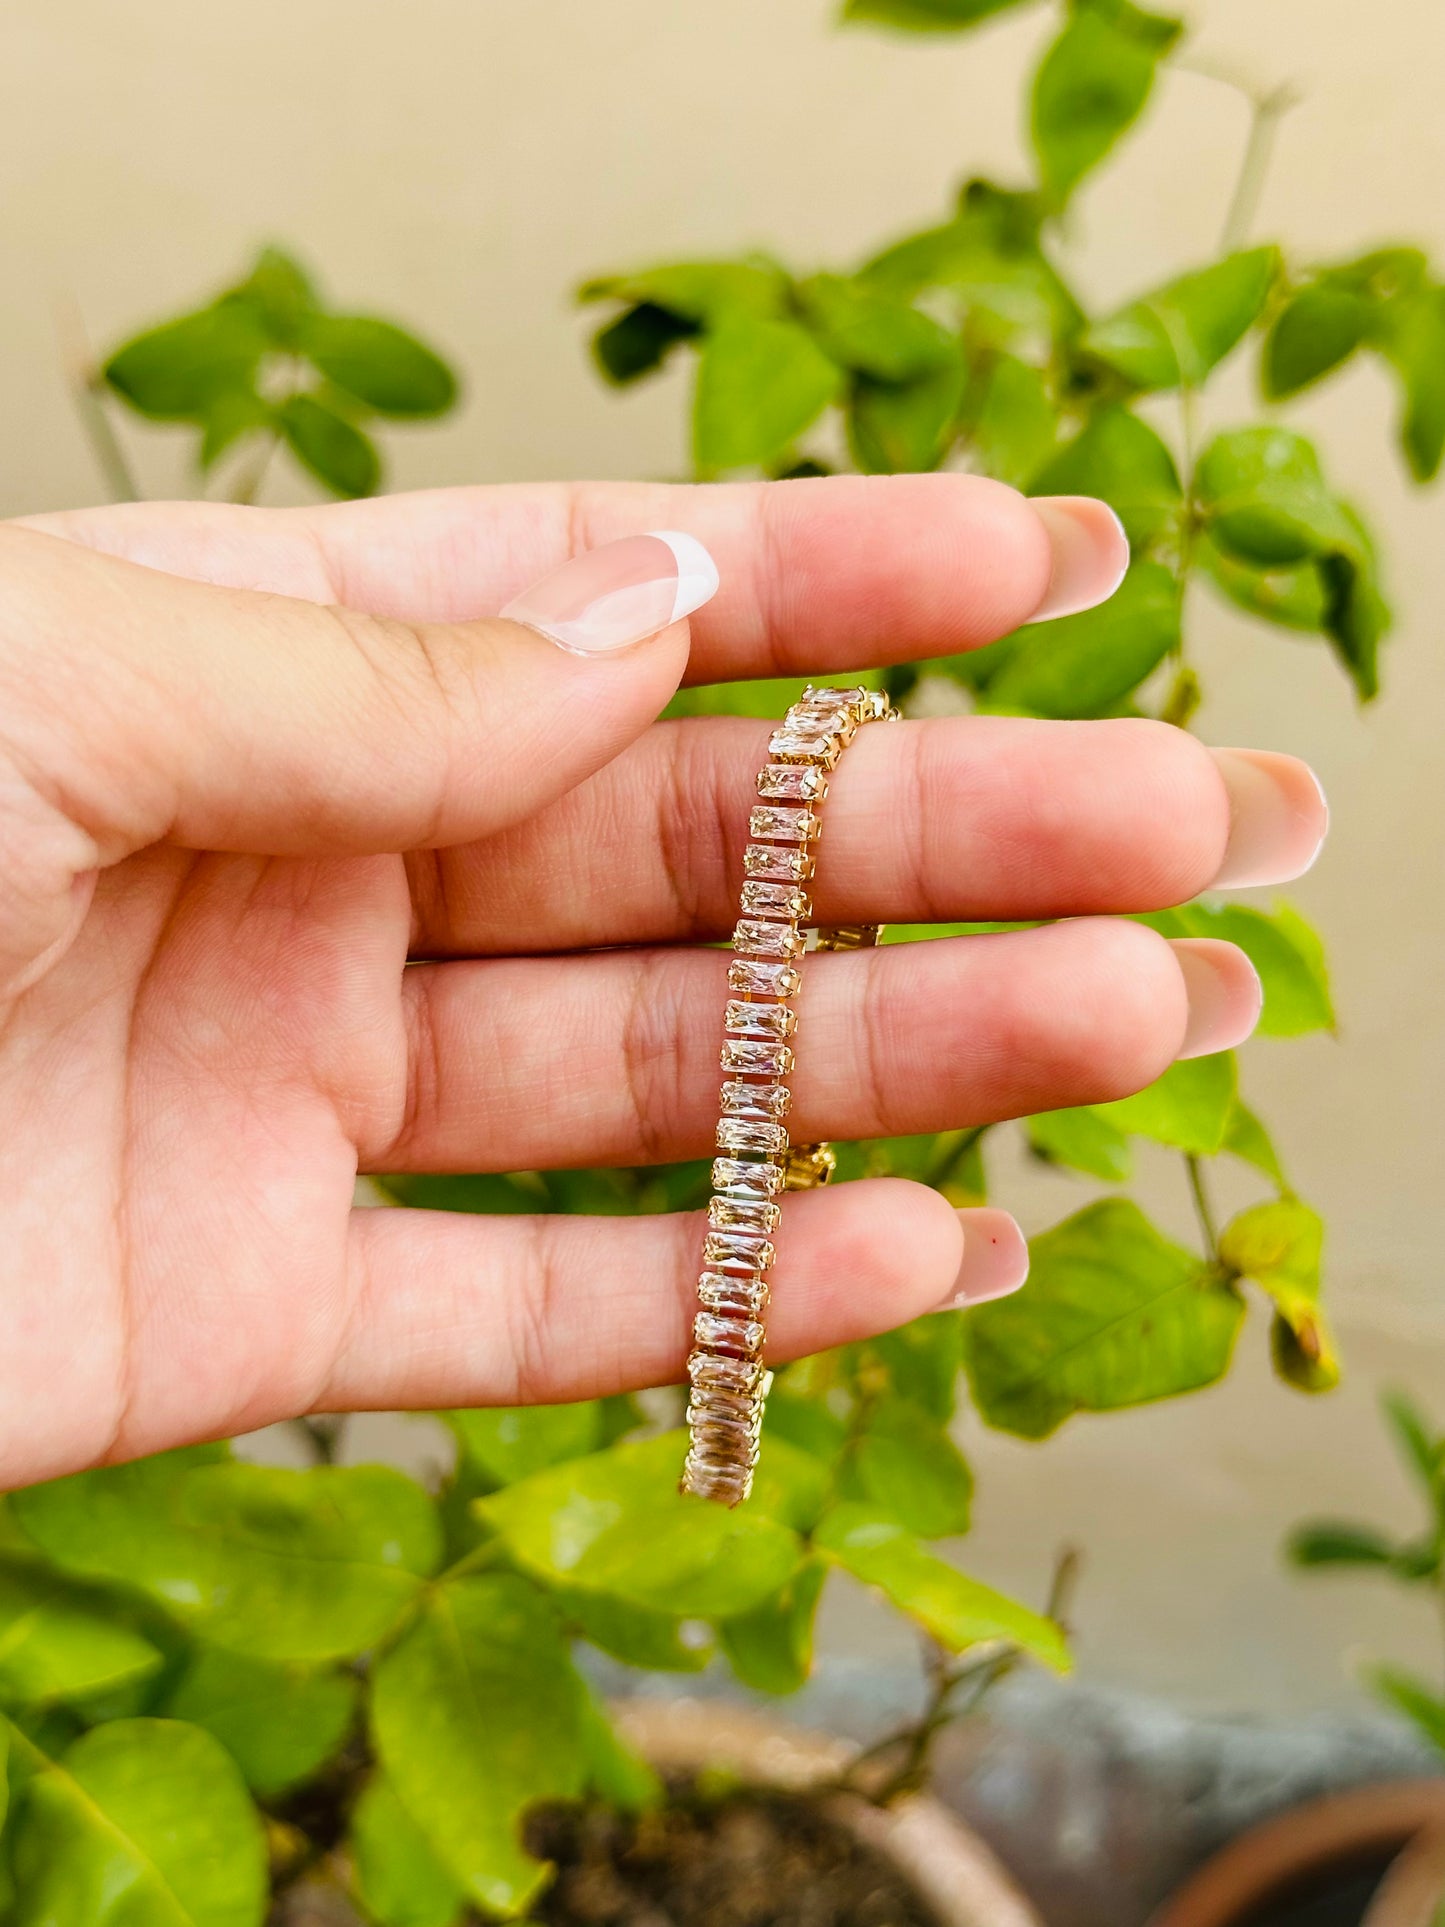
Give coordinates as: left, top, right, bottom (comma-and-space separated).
720, 1037, 794, 1078
707, 1196, 781, 1234
732, 919, 804, 960
767, 728, 836, 764
743, 843, 813, 883
721, 1081, 790, 1120
687, 1391, 761, 1431
724, 1000, 796, 1041
703, 1229, 775, 1271
727, 958, 801, 998
698, 1272, 770, 1317
689, 1349, 764, 1393
757, 763, 826, 804
748, 806, 818, 843
740, 881, 810, 921
717, 1117, 789, 1156
711, 1157, 784, 1199
682, 1455, 751, 1504
690, 1417, 759, 1462
694, 1311, 766, 1354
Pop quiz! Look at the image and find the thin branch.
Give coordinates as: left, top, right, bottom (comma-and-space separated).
55, 295, 141, 503
1186, 1153, 1220, 1261
1219, 81, 1300, 254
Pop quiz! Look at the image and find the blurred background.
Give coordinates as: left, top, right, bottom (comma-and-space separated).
3, 0, 1442, 1739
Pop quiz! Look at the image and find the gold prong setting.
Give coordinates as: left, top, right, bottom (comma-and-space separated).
681, 685, 898, 1507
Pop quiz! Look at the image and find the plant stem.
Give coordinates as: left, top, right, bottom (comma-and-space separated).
924, 1126, 987, 1194
229, 429, 281, 505
1186, 1153, 1220, 1261
292, 1415, 346, 1465
1213, 76, 1301, 254
55, 297, 141, 503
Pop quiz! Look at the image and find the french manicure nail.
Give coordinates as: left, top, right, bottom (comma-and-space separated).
938, 1208, 1029, 1310
500, 529, 719, 656
1172, 938, 1263, 1060
1210, 747, 1330, 888
1028, 495, 1131, 622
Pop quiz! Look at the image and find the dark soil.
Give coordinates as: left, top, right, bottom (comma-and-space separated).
524, 1787, 943, 1927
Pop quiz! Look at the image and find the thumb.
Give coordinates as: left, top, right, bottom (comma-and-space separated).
0, 525, 713, 981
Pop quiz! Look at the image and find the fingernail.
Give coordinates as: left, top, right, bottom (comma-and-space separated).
500, 529, 719, 656
938, 1208, 1029, 1309
1172, 938, 1263, 1060
1210, 748, 1330, 888
1027, 496, 1131, 622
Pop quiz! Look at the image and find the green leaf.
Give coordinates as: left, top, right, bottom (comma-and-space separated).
963, 1199, 1243, 1438
868, 1311, 966, 1422
813, 1505, 1070, 1671
851, 1397, 973, 1537
591, 302, 699, 385
579, 259, 788, 326
1223, 1100, 1287, 1187
1028, 406, 1182, 548
1287, 1522, 1397, 1568
1382, 1390, 1444, 1498
847, 358, 966, 473
1027, 1105, 1134, 1183
1031, 2, 1182, 209
717, 1559, 829, 1695
556, 1586, 711, 1673
445, 1403, 605, 1488
12, 1450, 441, 1663
1262, 284, 1374, 398
1144, 900, 1334, 1037
163, 1648, 356, 1798
0, 1565, 163, 1709
982, 560, 1180, 718
1366, 1666, 1445, 1757
300, 315, 457, 418
475, 1433, 802, 1618
370, 1574, 584, 1918
965, 354, 1058, 487
1080, 247, 1278, 391
1376, 286, 1445, 482
228, 245, 318, 345
196, 391, 274, 472
1199, 537, 1329, 633
278, 393, 380, 497
693, 314, 843, 473
104, 306, 269, 421
843, 0, 1032, 28
351, 1774, 468, 1927
1094, 1051, 1237, 1155
7, 1717, 267, 1927
1196, 426, 1355, 565
1219, 1198, 1339, 1393
798, 274, 957, 381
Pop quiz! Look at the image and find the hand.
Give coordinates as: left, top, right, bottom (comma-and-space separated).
0, 477, 1326, 1487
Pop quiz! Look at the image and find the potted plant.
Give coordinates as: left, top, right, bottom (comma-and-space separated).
1152, 1392, 1445, 1925
3, 0, 1443, 1920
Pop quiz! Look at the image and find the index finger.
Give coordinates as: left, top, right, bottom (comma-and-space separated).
19, 474, 1126, 685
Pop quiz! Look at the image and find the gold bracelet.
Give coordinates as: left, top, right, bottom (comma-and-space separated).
681, 684, 899, 1506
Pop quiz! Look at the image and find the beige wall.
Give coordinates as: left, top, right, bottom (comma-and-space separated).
4, 1, 1443, 1715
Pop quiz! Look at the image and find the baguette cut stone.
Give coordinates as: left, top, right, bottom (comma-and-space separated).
687, 1391, 761, 1430
740, 881, 810, 921
749, 806, 818, 843
720, 1038, 794, 1078
724, 1000, 797, 1041
691, 1417, 759, 1461
768, 728, 836, 764
720, 1080, 790, 1120
683, 1456, 751, 1503
697, 1269, 771, 1313
717, 1117, 789, 1156
689, 1350, 765, 1393
703, 1229, 776, 1271
743, 843, 813, 883
694, 1311, 766, 1353
757, 763, 827, 803
707, 1196, 781, 1234
711, 1157, 784, 1199
732, 918, 805, 960
727, 959, 801, 998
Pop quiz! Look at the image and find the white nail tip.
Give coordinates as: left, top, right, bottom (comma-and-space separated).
648, 529, 721, 624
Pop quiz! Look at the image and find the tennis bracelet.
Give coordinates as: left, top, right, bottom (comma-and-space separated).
680, 684, 898, 1506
